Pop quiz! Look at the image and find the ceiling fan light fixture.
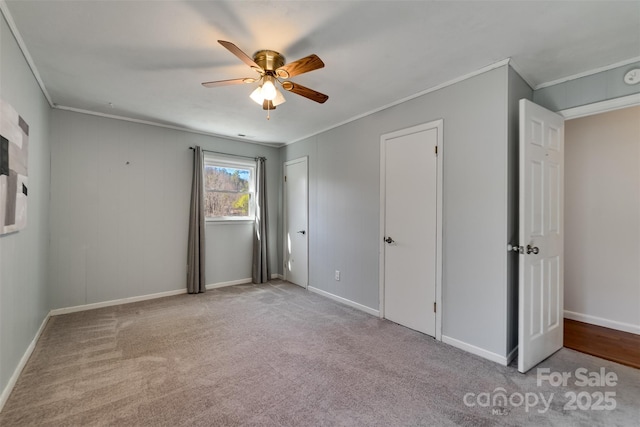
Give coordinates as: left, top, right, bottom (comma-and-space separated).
249, 86, 263, 105
261, 76, 277, 101
250, 76, 285, 107
273, 88, 286, 106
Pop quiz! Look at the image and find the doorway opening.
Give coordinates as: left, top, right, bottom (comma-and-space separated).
562, 102, 640, 368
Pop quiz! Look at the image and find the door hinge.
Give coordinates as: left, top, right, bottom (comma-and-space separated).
433, 302, 437, 313
284, 175, 287, 182
434, 146, 438, 155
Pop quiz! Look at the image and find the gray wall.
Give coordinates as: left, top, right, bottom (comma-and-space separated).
282, 66, 513, 358
534, 62, 640, 112
49, 110, 279, 309
506, 66, 534, 356
0, 15, 51, 397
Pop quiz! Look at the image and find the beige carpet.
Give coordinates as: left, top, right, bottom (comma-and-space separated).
1, 281, 638, 426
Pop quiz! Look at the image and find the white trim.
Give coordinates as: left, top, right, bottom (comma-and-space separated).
378, 132, 386, 320
308, 286, 379, 317
0, 313, 50, 413
203, 154, 256, 222
559, 93, 640, 120
442, 335, 509, 366
205, 218, 254, 225
282, 156, 309, 288
206, 278, 252, 290
0, 1, 54, 107
54, 105, 283, 148
273, 274, 285, 280
564, 311, 640, 336
50, 277, 276, 315
50, 275, 281, 316
50, 289, 188, 315
535, 56, 640, 90
506, 346, 518, 365
379, 120, 444, 340
434, 122, 444, 341
286, 59, 510, 145
205, 217, 256, 223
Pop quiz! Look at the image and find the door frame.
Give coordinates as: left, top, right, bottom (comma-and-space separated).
556, 93, 640, 330
558, 93, 639, 120
283, 156, 309, 288
513, 95, 640, 371
379, 119, 444, 340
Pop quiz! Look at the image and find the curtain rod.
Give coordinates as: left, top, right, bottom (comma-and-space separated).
189, 147, 265, 161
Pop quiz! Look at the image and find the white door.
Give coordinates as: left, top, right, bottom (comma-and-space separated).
518, 99, 565, 373
284, 157, 308, 288
381, 121, 442, 337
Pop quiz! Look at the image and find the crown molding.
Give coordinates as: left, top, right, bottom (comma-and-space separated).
54, 105, 284, 148
0, 1, 54, 107
535, 56, 640, 90
286, 58, 511, 145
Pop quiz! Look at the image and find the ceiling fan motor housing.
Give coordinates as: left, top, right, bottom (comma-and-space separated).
253, 50, 286, 75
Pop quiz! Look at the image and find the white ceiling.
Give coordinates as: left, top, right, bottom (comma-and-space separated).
4, 1, 640, 145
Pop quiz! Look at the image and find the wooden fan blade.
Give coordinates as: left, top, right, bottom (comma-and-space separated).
218, 40, 263, 71
276, 54, 324, 78
201, 78, 256, 88
281, 81, 328, 104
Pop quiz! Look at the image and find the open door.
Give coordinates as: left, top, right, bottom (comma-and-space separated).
517, 99, 565, 373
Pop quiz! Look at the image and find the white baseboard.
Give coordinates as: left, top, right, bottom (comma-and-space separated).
564, 310, 640, 335
207, 274, 283, 289
51, 277, 281, 315
50, 288, 188, 316
442, 335, 509, 366
0, 313, 50, 413
307, 286, 380, 317
273, 274, 284, 280
206, 278, 252, 290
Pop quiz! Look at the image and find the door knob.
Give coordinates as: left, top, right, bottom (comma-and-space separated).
384, 236, 394, 244
297, 230, 306, 235
508, 244, 524, 254
526, 245, 539, 255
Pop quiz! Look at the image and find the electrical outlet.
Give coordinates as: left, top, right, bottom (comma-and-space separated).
335, 270, 340, 281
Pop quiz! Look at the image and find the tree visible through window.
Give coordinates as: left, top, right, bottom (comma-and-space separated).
204, 156, 255, 220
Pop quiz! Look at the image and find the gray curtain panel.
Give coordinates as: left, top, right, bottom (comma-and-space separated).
252, 157, 271, 283
187, 146, 206, 293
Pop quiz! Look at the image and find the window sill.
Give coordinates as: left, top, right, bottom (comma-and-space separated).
206, 218, 254, 225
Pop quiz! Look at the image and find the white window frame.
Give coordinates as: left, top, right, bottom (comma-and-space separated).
203, 154, 256, 222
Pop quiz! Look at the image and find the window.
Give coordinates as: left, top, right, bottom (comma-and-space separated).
203, 155, 255, 221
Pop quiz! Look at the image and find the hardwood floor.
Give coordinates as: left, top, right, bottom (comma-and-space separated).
564, 319, 640, 369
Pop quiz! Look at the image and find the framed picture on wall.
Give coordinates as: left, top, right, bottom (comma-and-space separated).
0, 98, 29, 236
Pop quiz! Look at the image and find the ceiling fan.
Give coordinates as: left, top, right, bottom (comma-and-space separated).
202, 40, 328, 113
